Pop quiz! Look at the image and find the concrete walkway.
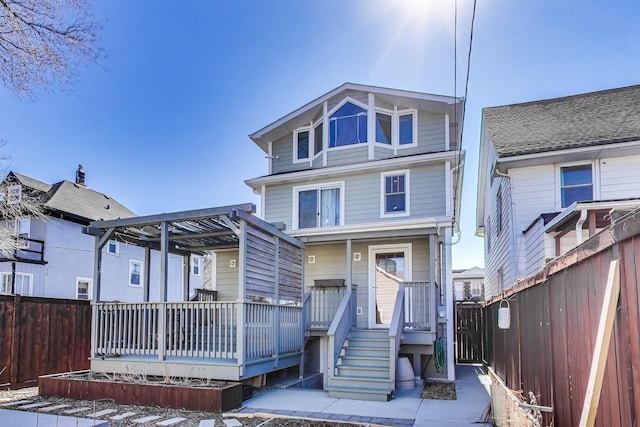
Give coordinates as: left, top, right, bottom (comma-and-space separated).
0, 408, 108, 426
238, 364, 492, 426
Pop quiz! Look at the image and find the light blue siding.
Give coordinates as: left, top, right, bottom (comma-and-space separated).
326, 146, 369, 166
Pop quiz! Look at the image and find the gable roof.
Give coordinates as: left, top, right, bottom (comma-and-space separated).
5, 171, 135, 223
249, 82, 463, 153
483, 84, 640, 158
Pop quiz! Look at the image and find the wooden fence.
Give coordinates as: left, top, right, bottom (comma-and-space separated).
0, 294, 91, 387
483, 209, 640, 426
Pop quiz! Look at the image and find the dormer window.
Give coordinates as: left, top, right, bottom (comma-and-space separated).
329, 102, 367, 147
296, 129, 310, 160
399, 113, 415, 145
376, 112, 392, 145
294, 120, 323, 163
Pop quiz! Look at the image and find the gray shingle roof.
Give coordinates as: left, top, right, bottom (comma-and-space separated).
44, 180, 135, 222
5, 171, 135, 222
10, 172, 52, 193
484, 85, 640, 158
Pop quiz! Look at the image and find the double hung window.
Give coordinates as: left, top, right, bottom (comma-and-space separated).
76, 277, 92, 299
129, 260, 142, 287
294, 182, 344, 229
560, 164, 593, 208
381, 171, 410, 217
192, 256, 202, 276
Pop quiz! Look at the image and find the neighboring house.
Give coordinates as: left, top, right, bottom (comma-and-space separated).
452, 266, 485, 302
476, 84, 640, 298
0, 168, 204, 300
243, 83, 465, 397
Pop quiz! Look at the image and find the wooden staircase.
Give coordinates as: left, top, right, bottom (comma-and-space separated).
327, 329, 394, 401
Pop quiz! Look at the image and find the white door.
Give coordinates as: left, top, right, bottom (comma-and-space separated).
368, 244, 412, 328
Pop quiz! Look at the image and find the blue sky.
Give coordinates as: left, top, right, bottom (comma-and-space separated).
1, 0, 639, 269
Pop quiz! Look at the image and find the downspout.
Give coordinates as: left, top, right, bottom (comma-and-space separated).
575, 209, 588, 246
494, 169, 519, 283
450, 158, 465, 245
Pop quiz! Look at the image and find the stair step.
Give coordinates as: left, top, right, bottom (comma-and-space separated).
327, 385, 392, 401
346, 338, 390, 349
339, 355, 389, 368
336, 365, 388, 378
344, 346, 389, 357
348, 329, 389, 339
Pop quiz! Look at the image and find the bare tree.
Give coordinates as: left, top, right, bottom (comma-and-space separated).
0, 176, 46, 257
0, 0, 101, 96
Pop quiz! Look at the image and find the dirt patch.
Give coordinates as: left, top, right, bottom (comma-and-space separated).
420, 381, 457, 400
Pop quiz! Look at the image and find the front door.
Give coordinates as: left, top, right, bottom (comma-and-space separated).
368, 244, 412, 328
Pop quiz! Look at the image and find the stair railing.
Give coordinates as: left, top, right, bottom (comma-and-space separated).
327, 285, 357, 377
388, 289, 406, 386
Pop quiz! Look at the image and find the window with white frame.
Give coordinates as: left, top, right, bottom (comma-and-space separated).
374, 110, 417, 148
381, 171, 410, 217
294, 182, 344, 229
76, 277, 92, 300
329, 101, 367, 147
107, 240, 119, 255
191, 256, 202, 276
560, 164, 593, 208
0, 272, 32, 295
294, 120, 323, 163
129, 260, 142, 287
17, 218, 30, 248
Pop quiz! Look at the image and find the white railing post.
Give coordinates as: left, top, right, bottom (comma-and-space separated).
158, 302, 166, 360
237, 302, 245, 376
90, 303, 98, 357
389, 289, 405, 385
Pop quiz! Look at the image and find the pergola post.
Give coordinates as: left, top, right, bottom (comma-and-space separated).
183, 255, 191, 301
158, 221, 169, 361
143, 246, 151, 302
273, 237, 280, 367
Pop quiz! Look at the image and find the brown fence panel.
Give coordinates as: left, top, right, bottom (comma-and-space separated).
0, 295, 91, 386
483, 214, 640, 426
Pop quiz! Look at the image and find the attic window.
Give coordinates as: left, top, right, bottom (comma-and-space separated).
560, 164, 593, 208
329, 102, 367, 147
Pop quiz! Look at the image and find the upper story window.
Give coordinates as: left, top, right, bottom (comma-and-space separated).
129, 260, 142, 287
560, 164, 593, 208
454, 282, 464, 300
107, 240, 119, 255
17, 218, 30, 248
399, 112, 415, 145
470, 281, 482, 297
376, 112, 392, 145
381, 170, 410, 217
293, 182, 344, 230
329, 102, 367, 147
294, 120, 323, 163
191, 256, 202, 276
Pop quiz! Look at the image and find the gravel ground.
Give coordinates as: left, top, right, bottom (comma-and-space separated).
0, 387, 359, 427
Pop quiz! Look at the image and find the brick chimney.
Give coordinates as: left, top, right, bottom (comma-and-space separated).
76, 164, 86, 186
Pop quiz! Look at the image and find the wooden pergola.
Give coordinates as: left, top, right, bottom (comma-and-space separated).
83, 203, 307, 380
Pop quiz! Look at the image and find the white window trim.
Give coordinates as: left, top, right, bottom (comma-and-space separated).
380, 170, 411, 218
555, 161, 599, 209
129, 259, 143, 287
293, 126, 312, 163
327, 97, 370, 150
1, 272, 33, 295
293, 120, 324, 164
191, 255, 202, 276
292, 181, 345, 230
396, 109, 418, 149
106, 240, 119, 256
374, 107, 394, 146
76, 276, 93, 300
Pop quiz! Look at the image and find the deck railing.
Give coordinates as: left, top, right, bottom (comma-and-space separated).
327, 287, 357, 376
93, 301, 303, 364
401, 281, 431, 330
307, 286, 350, 329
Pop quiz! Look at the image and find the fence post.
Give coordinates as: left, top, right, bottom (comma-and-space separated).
9, 294, 21, 385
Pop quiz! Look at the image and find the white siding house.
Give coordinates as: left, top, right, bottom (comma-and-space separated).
477, 85, 640, 298
245, 83, 465, 398
0, 169, 204, 300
